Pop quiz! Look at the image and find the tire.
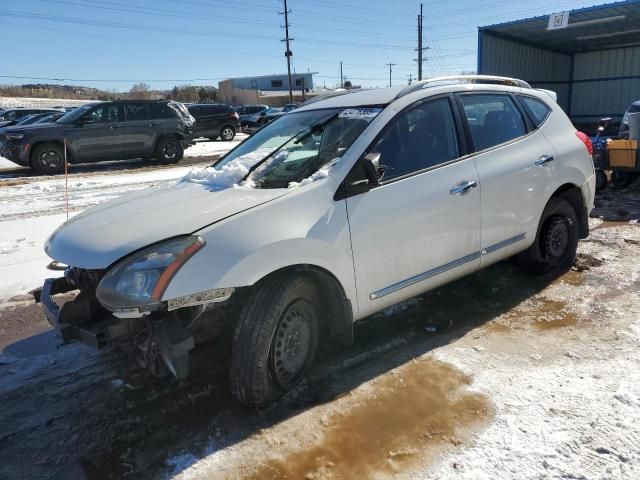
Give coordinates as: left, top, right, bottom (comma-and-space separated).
595, 170, 608, 191
30, 143, 65, 175
230, 274, 320, 407
611, 171, 634, 189
219, 125, 235, 142
154, 137, 183, 164
522, 198, 579, 273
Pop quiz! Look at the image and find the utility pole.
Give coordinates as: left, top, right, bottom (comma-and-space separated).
279, 0, 294, 103
386, 61, 396, 87
417, 3, 426, 81
340, 60, 343, 88
407, 73, 413, 85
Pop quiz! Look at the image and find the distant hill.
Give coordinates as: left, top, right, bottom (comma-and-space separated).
0, 83, 217, 103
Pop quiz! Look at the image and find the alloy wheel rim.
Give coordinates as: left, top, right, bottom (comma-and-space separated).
162, 143, 178, 159
222, 128, 233, 140
39, 150, 62, 170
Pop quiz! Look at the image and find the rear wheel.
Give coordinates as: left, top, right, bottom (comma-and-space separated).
230, 274, 320, 407
521, 198, 579, 273
154, 137, 183, 164
31, 143, 65, 175
219, 125, 235, 142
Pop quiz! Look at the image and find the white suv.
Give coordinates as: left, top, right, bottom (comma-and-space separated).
39, 76, 595, 406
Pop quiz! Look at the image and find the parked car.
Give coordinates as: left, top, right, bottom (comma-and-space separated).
38, 76, 595, 406
186, 104, 239, 141
282, 103, 299, 113
0, 107, 64, 128
242, 107, 284, 134
11, 111, 63, 127
0, 100, 194, 174
234, 104, 268, 123
619, 99, 640, 138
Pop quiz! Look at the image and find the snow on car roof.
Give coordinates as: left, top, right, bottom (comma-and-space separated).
295, 86, 405, 112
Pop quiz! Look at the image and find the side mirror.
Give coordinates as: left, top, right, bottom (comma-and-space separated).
363, 152, 384, 185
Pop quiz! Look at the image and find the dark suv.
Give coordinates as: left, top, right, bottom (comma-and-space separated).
0, 100, 194, 174
187, 104, 239, 141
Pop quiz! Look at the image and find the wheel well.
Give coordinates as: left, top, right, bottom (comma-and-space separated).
254, 265, 354, 346
550, 183, 589, 239
220, 124, 236, 132
29, 140, 67, 165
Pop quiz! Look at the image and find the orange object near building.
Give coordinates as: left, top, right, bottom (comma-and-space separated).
608, 140, 638, 168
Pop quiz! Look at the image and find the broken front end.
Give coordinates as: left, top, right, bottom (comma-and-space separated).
35, 235, 235, 378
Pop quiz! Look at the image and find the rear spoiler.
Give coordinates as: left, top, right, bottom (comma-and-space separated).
536, 89, 557, 102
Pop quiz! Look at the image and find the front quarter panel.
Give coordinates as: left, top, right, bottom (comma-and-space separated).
162, 177, 358, 316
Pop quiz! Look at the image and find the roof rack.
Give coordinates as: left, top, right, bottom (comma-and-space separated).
395, 75, 532, 99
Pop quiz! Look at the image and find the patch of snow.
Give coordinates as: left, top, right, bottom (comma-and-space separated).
181, 148, 274, 190
184, 136, 246, 157
0, 214, 70, 301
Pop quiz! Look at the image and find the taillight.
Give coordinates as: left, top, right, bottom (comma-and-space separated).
575, 131, 593, 155
230, 111, 239, 121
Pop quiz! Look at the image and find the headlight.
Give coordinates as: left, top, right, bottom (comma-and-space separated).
96, 235, 204, 315
6, 134, 24, 140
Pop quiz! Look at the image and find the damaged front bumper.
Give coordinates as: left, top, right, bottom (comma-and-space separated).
35, 276, 197, 379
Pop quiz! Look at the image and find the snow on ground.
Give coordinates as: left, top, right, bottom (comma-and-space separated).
0, 214, 69, 302
0, 138, 242, 301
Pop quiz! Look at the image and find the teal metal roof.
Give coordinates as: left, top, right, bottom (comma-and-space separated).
480, 1, 640, 54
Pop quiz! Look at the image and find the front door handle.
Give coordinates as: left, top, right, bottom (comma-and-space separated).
535, 154, 554, 166
450, 180, 478, 195
110, 124, 120, 130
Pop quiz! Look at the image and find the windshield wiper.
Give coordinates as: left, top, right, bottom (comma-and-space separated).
242, 112, 340, 181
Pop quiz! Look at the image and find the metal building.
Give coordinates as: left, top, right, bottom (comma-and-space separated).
220, 73, 314, 92
478, 0, 640, 131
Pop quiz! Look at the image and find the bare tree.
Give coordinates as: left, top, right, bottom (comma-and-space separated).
129, 82, 152, 100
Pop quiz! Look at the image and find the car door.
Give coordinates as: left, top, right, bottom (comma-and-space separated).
121, 102, 154, 158
68, 103, 124, 162
456, 93, 559, 266
345, 96, 481, 318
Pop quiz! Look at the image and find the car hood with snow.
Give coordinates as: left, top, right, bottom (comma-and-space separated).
45, 179, 290, 269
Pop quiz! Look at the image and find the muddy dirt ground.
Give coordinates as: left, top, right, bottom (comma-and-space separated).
1, 183, 639, 480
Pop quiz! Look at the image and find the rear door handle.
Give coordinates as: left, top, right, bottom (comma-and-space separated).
110, 124, 119, 130
450, 180, 478, 195
535, 154, 554, 166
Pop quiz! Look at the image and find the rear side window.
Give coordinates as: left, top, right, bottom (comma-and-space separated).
459, 94, 527, 151
150, 102, 178, 119
518, 96, 551, 127
124, 103, 149, 121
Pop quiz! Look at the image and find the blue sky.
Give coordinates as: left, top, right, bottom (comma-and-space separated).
0, 0, 621, 91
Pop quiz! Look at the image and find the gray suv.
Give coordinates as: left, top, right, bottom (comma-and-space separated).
0, 100, 195, 174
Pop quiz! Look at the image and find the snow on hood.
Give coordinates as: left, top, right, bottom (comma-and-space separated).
181, 148, 275, 190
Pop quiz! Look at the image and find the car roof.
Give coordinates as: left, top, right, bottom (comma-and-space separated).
295, 87, 405, 112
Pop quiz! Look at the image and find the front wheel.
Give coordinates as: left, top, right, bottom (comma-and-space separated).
31, 143, 65, 175
230, 275, 320, 407
154, 137, 184, 164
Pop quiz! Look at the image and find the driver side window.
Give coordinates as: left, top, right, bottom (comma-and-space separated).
370, 97, 460, 181
87, 104, 122, 123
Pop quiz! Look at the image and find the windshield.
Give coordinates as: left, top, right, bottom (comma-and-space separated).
57, 103, 97, 124
216, 106, 383, 189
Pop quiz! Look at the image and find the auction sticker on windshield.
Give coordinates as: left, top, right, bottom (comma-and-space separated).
338, 108, 383, 118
